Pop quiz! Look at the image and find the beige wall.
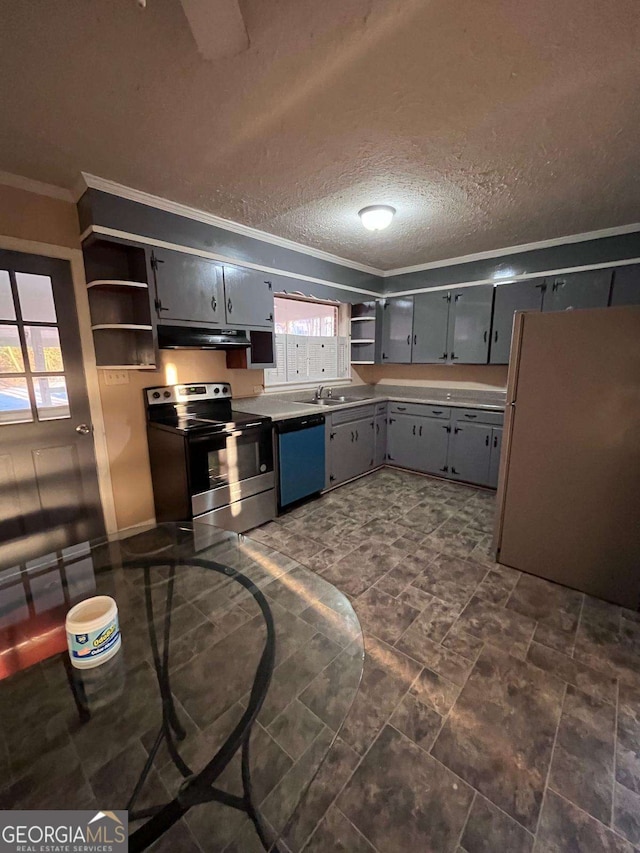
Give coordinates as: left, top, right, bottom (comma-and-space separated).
100, 351, 264, 530
0, 184, 80, 248
352, 362, 508, 390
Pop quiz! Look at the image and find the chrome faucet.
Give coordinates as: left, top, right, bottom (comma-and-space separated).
314, 384, 325, 400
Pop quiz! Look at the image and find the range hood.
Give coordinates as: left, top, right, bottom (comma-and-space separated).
158, 325, 251, 350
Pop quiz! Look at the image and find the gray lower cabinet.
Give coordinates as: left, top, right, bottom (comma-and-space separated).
488, 427, 503, 489
374, 412, 387, 466
152, 250, 225, 325
413, 417, 451, 475
386, 414, 418, 469
448, 285, 494, 364
222, 265, 274, 328
448, 420, 492, 486
610, 264, 640, 306
387, 414, 450, 475
542, 269, 611, 312
328, 417, 375, 486
412, 291, 450, 363
490, 279, 544, 364
380, 297, 414, 363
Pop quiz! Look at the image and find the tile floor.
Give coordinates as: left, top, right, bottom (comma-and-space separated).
249, 467, 640, 853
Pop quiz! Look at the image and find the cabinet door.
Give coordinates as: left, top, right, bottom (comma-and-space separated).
329, 419, 374, 485
449, 285, 494, 363
222, 265, 274, 327
542, 269, 611, 312
374, 414, 387, 466
449, 421, 492, 485
490, 280, 544, 364
380, 297, 414, 363
354, 418, 375, 474
386, 414, 419, 468
411, 291, 450, 363
152, 250, 224, 325
610, 265, 640, 306
414, 417, 451, 476
488, 427, 503, 489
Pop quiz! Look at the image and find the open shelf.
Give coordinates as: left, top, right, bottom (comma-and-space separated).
351, 338, 375, 344
351, 360, 375, 365
93, 327, 156, 368
91, 324, 153, 331
97, 364, 157, 371
87, 279, 148, 290
350, 316, 375, 323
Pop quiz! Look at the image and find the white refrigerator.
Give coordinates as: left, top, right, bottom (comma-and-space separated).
493, 305, 640, 609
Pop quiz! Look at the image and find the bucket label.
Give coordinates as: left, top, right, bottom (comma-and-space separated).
68, 617, 120, 660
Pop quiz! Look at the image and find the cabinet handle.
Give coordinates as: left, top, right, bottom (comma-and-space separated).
493, 435, 498, 448
439, 465, 449, 472
439, 352, 447, 360
396, 406, 407, 411
412, 424, 416, 435
494, 330, 498, 342
485, 435, 489, 446
330, 475, 336, 482
483, 330, 487, 343
227, 297, 233, 314
432, 410, 443, 415
451, 466, 459, 475
413, 334, 417, 345
355, 429, 359, 441
451, 352, 459, 360
419, 424, 422, 436
464, 414, 477, 419
376, 423, 379, 434
455, 426, 462, 434
407, 334, 411, 345
351, 431, 354, 442
266, 312, 273, 322
211, 296, 217, 313
382, 352, 388, 360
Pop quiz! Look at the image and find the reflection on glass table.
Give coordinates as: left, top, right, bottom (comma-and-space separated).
0, 522, 364, 852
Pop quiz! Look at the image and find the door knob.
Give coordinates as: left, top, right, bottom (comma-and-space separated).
75, 424, 92, 435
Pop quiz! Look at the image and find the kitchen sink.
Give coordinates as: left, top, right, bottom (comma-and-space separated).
295, 395, 374, 406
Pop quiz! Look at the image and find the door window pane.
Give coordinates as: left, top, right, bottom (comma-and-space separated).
33, 376, 69, 420
0, 272, 16, 321
16, 273, 57, 322
25, 326, 64, 372
0, 325, 25, 372
0, 376, 32, 423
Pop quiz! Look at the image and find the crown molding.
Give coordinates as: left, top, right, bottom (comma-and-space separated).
0, 170, 74, 203
382, 223, 640, 277
79, 173, 382, 277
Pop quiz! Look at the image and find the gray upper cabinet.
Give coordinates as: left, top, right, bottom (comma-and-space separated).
152, 250, 224, 326
412, 291, 450, 363
449, 420, 492, 485
490, 279, 544, 364
542, 269, 611, 312
380, 297, 414, 363
222, 265, 274, 328
610, 264, 640, 306
448, 285, 494, 364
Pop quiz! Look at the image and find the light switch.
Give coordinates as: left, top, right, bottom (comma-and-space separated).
103, 370, 130, 386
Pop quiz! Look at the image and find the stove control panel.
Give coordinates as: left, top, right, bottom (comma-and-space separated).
146, 383, 231, 405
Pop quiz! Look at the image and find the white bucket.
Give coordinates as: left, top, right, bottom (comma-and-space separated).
65, 595, 121, 669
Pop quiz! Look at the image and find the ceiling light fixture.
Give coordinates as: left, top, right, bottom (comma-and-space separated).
358, 205, 396, 232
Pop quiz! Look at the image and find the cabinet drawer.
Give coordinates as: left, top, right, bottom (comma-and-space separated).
331, 404, 376, 425
375, 401, 387, 416
452, 407, 504, 426
389, 402, 450, 419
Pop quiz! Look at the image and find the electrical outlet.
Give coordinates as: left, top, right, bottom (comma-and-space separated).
103, 370, 130, 386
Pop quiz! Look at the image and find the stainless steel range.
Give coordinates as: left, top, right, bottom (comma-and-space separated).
145, 383, 275, 533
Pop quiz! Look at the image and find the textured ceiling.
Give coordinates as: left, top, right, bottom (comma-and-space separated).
0, 0, 639, 270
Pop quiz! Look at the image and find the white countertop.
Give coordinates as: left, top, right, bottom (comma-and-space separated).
233, 384, 506, 422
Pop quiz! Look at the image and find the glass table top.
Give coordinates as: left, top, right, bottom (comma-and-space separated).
0, 522, 364, 852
